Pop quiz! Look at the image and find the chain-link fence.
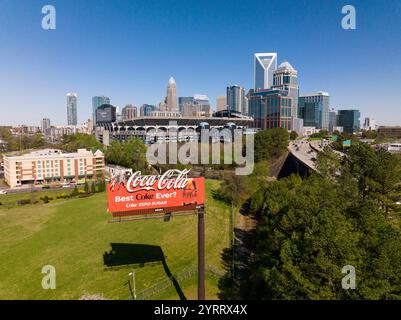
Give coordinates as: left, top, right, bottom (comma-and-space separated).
134, 265, 224, 300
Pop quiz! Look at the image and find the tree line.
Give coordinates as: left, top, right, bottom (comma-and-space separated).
218, 142, 401, 299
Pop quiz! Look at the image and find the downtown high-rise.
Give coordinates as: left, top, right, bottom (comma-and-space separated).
226, 85, 247, 115
298, 92, 330, 130
248, 89, 294, 130
66, 93, 77, 126
92, 96, 110, 126
272, 61, 299, 125
122, 105, 137, 120
254, 53, 277, 90
166, 77, 178, 111
337, 109, 361, 134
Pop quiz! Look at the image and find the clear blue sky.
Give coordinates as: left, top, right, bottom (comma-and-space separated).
0, 0, 400, 126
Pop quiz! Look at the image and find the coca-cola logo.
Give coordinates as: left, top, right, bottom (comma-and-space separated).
124, 169, 191, 193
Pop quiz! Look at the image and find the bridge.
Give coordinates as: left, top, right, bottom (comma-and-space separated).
280, 139, 345, 179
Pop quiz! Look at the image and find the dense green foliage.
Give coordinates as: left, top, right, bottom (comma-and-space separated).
309, 129, 329, 139
331, 131, 358, 151
214, 161, 270, 206
289, 131, 298, 140
254, 128, 289, 162
59, 133, 103, 152
215, 128, 289, 205
361, 130, 378, 140
219, 144, 401, 299
105, 138, 150, 173
0, 127, 48, 151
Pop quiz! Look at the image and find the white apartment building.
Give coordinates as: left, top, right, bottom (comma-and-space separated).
4, 148, 105, 188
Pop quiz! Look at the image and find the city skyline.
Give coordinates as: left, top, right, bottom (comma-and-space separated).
1, 0, 401, 126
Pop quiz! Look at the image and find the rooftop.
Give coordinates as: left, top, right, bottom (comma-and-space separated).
4, 148, 104, 160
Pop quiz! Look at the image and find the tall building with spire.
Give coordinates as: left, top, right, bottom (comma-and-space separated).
166, 77, 178, 111
254, 53, 277, 90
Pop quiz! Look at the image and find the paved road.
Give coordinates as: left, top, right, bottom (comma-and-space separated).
0, 184, 77, 195
288, 140, 318, 170
309, 140, 345, 157
288, 139, 347, 172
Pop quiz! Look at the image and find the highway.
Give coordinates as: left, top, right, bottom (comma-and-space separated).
288, 139, 346, 172
288, 140, 319, 171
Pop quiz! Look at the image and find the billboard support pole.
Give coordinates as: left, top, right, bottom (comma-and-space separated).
197, 205, 205, 300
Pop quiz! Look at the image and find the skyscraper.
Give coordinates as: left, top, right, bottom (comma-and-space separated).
272, 61, 299, 124
337, 109, 361, 134
166, 77, 178, 111
248, 89, 293, 130
226, 85, 246, 114
363, 117, 376, 131
216, 95, 227, 112
140, 104, 157, 117
41, 118, 51, 135
193, 94, 211, 117
178, 97, 194, 114
329, 108, 337, 133
254, 53, 277, 90
298, 92, 330, 130
92, 96, 110, 126
179, 95, 211, 117
66, 93, 77, 126
122, 105, 137, 120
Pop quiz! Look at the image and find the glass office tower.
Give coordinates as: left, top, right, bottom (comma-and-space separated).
248, 89, 293, 130
92, 96, 110, 127
298, 92, 330, 130
67, 93, 78, 126
226, 85, 246, 114
337, 109, 361, 133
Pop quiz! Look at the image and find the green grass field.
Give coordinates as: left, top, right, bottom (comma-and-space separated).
0, 180, 230, 300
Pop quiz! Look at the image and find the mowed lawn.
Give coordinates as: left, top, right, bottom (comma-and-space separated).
0, 180, 230, 300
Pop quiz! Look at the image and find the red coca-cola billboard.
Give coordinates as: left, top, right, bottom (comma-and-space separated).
107, 169, 205, 217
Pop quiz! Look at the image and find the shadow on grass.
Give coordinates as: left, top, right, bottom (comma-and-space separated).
103, 243, 186, 300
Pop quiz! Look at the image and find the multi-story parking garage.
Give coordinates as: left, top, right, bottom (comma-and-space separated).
95, 116, 254, 145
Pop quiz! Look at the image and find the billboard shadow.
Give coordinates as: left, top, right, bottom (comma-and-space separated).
103, 243, 186, 300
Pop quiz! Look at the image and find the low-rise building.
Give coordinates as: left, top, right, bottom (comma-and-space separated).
378, 126, 401, 139
3, 148, 105, 188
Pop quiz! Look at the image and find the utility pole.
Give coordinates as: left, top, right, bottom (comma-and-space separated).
197, 206, 205, 300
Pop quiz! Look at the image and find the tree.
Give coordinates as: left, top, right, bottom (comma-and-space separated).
219, 147, 401, 300
215, 161, 270, 206
91, 181, 96, 193
289, 131, 298, 140
97, 180, 104, 193
59, 133, 103, 153
254, 128, 289, 162
316, 147, 342, 179
71, 186, 79, 197
105, 138, 149, 172
84, 181, 89, 194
